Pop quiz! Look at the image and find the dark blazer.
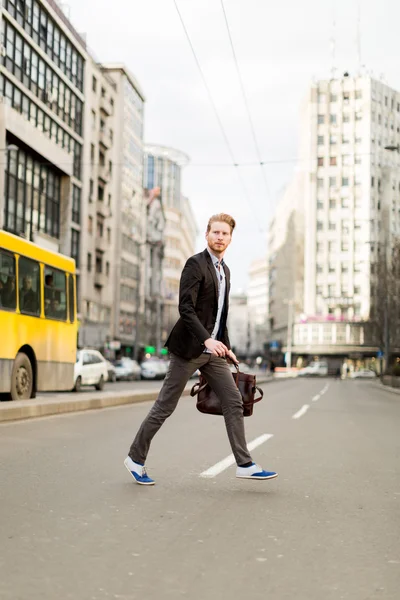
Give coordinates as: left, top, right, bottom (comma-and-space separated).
165, 248, 231, 360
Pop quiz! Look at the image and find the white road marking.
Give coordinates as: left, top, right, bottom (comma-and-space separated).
292, 404, 310, 419
312, 394, 321, 402
320, 383, 330, 395
199, 433, 273, 478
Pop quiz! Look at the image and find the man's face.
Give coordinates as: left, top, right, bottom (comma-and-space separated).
206, 221, 232, 255
24, 277, 32, 290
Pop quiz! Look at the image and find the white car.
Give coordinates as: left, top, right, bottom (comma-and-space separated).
298, 360, 329, 377
114, 357, 141, 381
350, 369, 377, 379
74, 349, 109, 392
141, 358, 166, 380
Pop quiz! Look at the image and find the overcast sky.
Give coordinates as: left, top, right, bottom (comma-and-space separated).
65, 0, 400, 292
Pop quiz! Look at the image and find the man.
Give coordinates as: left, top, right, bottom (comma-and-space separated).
20, 275, 36, 314
125, 213, 277, 485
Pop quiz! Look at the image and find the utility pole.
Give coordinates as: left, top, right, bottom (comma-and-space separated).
284, 299, 294, 369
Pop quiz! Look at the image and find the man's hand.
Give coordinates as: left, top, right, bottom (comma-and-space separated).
226, 349, 239, 365
204, 338, 228, 357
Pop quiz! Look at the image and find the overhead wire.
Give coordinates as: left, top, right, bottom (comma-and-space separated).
219, 0, 271, 202
172, 0, 265, 232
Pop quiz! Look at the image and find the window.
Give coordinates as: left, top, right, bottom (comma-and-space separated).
329, 176, 337, 187
316, 264, 323, 274
107, 228, 111, 243
101, 87, 106, 98
328, 285, 335, 296
88, 216, 93, 234
92, 76, 97, 92
317, 221, 323, 231
19, 257, 40, 316
316, 286, 323, 296
342, 155, 352, 166
318, 115, 325, 124
97, 215, 104, 238
355, 155, 362, 165
342, 177, 349, 187
72, 185, 81, 224
330, 114, 337, 124
95, 252, 103, 274
343, 114, 350, 123
355, 90, 362, 100
354, 286, 361, 295
317, 178, 324, 188
355, 112, 362, 121
316, 242, 323, 253
44, 267, 67, 320
342, 220, 350, 234
329, 241, 336, 252
98, 186, 104, 202
330, 94, 337, 102
329, 198, 336, 209
0, 250, 16, 311
91, 110, 96, 128
71, 229, 80, 268
90, 144, 95, 162
89, 179, 94, 201
329, 222, 336, 231
330, 135, 337, 145
317, 135, 324, 145
318, 93, 326, 103
341, 263, 349, 273
343, 92, 350, 104
341, 241, 349, 252
68, 275, 75, 322
342, 135, 350, 144
329, 263, 336, 273
87, 253, 92, 272
317, 157, 324, 167
317, 199, 324, 210
106, 262, 110, 277
330, 157, 337, 166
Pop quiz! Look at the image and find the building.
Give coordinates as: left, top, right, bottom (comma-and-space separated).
144, 145, 197, 346
267, 170, 305, 363
227, 292, 249, 357
78, 60, 120, 349
292, 74, 400, 365
102, 64, 146, 357
0, 0, 85, 268
247, 258, 269, 357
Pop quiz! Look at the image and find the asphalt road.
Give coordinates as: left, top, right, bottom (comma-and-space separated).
1, 378, 399, 600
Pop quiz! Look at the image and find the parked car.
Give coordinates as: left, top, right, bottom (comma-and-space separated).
74, 349, 108, 392
350, 369, 377, 379
114, 357, 141, 381
106, 360, 117, 383
141, 358, 166, 380
298, 361, 328, 377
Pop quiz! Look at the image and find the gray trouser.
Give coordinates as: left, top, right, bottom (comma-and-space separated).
129, 352, 252, 466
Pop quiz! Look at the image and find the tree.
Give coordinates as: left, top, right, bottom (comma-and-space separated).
370, 238, 400, 373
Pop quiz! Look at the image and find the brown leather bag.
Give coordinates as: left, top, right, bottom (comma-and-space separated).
190, 363, 264, 417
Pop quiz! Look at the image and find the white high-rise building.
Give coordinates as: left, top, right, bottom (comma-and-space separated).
295, 74, 400, 359
247, 258, 269, 356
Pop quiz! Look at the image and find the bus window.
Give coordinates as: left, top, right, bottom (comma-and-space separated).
19, 257, 41, 316
0, 250, 16, 311
44, 267, 67, 321
68, 275, 75, 323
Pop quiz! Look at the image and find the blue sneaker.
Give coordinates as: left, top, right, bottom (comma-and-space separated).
124, 456, 155, 485
236, 463, 278, 480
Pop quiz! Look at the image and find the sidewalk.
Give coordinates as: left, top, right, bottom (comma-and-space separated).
372, 381, 400, 397
0, 375, 274, 423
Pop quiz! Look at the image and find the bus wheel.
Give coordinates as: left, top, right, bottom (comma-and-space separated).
11, 353, 33, 401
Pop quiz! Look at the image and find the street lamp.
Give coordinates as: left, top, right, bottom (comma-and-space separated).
283, 299, 294, 370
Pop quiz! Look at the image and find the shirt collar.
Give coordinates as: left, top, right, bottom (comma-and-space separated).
207, 247, 225, 268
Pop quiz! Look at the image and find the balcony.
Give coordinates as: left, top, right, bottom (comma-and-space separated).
100, 95, 113, 116
99, 128, 111, 149
98, 164, 109, 182
95, 235, 109, 253
94, 272, 107, 288
96, 199, 110, 219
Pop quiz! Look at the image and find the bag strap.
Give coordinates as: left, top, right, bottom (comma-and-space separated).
190, 380, 208, 397
253, 386, 264, 403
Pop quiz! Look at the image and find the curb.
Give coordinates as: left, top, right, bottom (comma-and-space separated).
0, 376, 274, 424
372, 382, 400, 397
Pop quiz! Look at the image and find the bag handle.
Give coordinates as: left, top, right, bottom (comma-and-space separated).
190, 380, 208, 397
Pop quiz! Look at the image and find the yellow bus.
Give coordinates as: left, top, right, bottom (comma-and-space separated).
0, 230, 77, 400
